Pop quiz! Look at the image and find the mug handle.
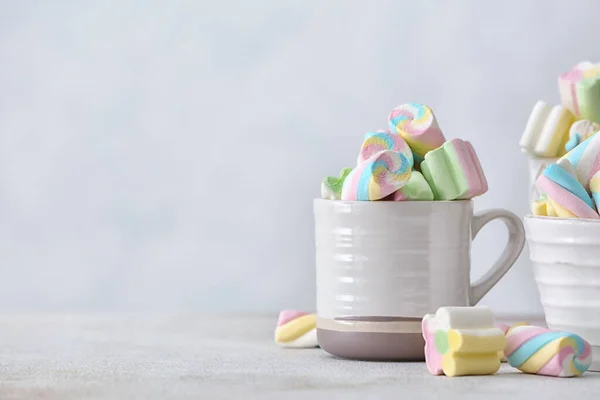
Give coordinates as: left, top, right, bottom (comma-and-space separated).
469, 209, 526, 306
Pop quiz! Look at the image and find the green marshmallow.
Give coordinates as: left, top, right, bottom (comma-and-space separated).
393, 171, 434, 200
321, 167, 353, 200
421, 139, 487, 200
579, 76, 600, 124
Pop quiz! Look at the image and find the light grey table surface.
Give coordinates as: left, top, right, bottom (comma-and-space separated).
0, 314, 598, 400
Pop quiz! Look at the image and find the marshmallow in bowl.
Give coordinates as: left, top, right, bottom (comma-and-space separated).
520, 101, 574, 158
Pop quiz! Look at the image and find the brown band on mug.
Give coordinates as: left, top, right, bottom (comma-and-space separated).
316, 316, 422, 333
316, 329, 425, 361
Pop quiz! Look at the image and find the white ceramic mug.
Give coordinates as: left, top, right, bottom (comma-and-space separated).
524, 215, 600, 372
313, 199, 526, 360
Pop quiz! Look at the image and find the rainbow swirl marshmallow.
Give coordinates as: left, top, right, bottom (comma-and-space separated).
535, 159, 598, 219
341, 150, 411, 201
274, 310, 318, 348
321, 168, 353, 200
505, 325, 592, 377
519, 101, 574, 157
565, 119, 600, 152
358, 130, 414, 167
388, 103, 446, 163
420, 139, 488, 200
422, 306, 505, 377
561, 130, 600, 191
383, 171, 433, 201
559, 62, 600, 123
497, 322, 529, 362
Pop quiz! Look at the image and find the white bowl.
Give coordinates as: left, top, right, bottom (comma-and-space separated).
524, 215, 600, 371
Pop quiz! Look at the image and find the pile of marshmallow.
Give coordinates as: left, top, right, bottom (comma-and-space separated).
520, 62, 600, 218
321, 103, 488, 202
275, 306, 593, 378
532, 132, 600, 219
520, 61, 600, 159
422, 306, 591, 378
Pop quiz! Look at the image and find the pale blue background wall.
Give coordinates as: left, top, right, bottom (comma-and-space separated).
0, 0, 596, 314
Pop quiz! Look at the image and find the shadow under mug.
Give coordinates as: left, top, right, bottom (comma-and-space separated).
313, 199, 526, 361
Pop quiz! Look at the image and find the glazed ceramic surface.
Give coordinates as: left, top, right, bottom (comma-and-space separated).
525, 216, 600, 371
313, 199, 525, 360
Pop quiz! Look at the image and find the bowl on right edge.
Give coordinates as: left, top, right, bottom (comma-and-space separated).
524, 215, 600, 372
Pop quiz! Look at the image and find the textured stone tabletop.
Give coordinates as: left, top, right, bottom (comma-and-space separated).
0, 314, 598, 399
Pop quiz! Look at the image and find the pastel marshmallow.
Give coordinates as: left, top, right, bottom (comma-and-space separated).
321, 167, 353, 200
505, 325, 592, 377
496, 322, 529, 362
420, 139, 488, 200
358, 130, 414, 167
519, 101, 574, 157
559, 62, 600, 123
274, 310, 318, 348
561, 130, 600, 191
531, 194, 557, 217
535, 162, 599, 219
383, 171, 433, 201
341, 150, 412, 201
388, 103, 446, 163
565, 119, 600, 152
422, 307, 505, 377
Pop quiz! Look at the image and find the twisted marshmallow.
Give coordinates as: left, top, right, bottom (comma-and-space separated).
505, 325, 591, 377
388, 103, 446, 163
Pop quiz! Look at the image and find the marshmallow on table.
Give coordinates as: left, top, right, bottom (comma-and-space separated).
559, 62, 600, 124
388, 103, 446, 164
565, 119, 600, 152
321, 167, 353, 200
274, 310, 318, 348
383, 171, 433, 201
505, 325, 592, 377
497, 322, 529, 362
358, 130, 414, 167
341, 150, 412, 201
535, 159, 599, 219
420, 139, 488, 200
519, 101, 574, 157
422, 306, 505, 377
561, 130, 600, 192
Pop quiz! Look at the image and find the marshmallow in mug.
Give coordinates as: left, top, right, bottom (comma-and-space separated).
358, 130, 414, 167
321, 168, 352, 200
341, 150, 412, 201
383, 171, 433, 201
320, 103, 488, 202
388, 103, 446, 164
420, 139, 488, 201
